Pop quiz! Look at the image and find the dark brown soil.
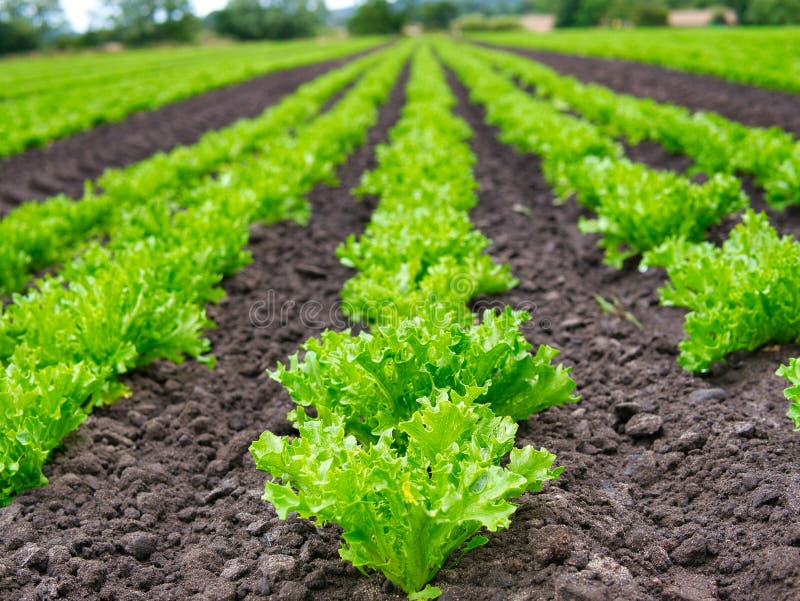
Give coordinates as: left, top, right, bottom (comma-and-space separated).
478, 42, 800, 136
623, 140, 695, 175
0, 48, 378, 216
2, 56, 800, 601
451, 70, 800, 601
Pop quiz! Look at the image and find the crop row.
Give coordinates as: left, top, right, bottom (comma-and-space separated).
645, 215, 800, 429
469, 28, 800, 94
0, 44, 411, 506
473, 43, 800, 209
0, 37, 384, 158
437, 41, 747, 269
251, 44, 578, 600
0, 47, 394, 298
1, 39, 380, 98
437, 39, 800, 430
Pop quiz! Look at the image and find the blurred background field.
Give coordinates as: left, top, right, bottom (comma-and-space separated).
468, 27, 800, 92
0, 35, 383, 156
0, 0, 797, 156
2, 0, 798, 57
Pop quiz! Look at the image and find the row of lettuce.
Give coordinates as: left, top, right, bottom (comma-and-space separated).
0, 37, 385, 159
468, 29, 800, 94
0, 43, 411, 507
480, 45, 800, 210
249, 42, 800, 598
251, 45, 578, 600
0, 46, 392, 297
436, 39, 800, 429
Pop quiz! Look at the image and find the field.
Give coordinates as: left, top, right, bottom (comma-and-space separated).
469, 27, 800, 93
0, 37, 384, 158
1, 30, 799, 601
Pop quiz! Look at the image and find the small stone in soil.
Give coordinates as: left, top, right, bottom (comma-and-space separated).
246, 520, 269, 537
689, 388, 726, 403
123, 532, 157, 561
529, 524, 573, 565
275, 581, 310, 601
645, 544, 672, 571
202, 478, 238, 505
295, 263, 328, 278
259, 553, 296, 580
238, 361, 263, 377
613, 401, 642, 421
220, 558, 249, 580
303, 567, 329, 590
19, 544, 49, 573
672, 429, 707, 452
625, 413, 663, 437
555, 573, 614, 601
784, 523, 800, 546
662, 569, 718, 601
562, 316, 588, 330
177, 507, 196, 522
77, 559, 108, 590
753, 485, 782, 508
670, 535, 709, 566
731, 421, 756, 438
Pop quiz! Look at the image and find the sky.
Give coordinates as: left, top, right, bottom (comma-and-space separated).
62, 0, 355, 32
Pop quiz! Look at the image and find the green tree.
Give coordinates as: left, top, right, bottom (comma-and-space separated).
421, 1, 458, 28
347, 0, 403, 35
100, 0, 198, 44
1, 0, 65, 31
729, 0, 750, 22
212, 0, 325, 40
557, 0, 613, 26
520, 0, 558, 12
0, 0, 66, 53
630, 1, 668, 24
746, 0, 800, 24
0, 20, 37, 53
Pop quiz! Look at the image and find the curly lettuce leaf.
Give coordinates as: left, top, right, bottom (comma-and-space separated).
271, 307, 579, 444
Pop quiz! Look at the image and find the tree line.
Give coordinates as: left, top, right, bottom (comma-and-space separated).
1, 0, 798, 56
350, 0, 800, 34
0, 0, 329, 54
551, 0, 800, 27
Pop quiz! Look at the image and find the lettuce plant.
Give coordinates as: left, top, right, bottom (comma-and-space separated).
575, 158, 746, 268
646, 210, 800, 373
251, 397, 561, 600
777, 359, 800, 430
0, 363, 105, 505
